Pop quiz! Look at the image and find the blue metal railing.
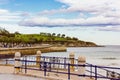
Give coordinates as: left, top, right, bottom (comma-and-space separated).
0, 55, 120, 80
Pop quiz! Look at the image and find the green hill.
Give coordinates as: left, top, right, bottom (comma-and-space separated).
0, 28, 98, 47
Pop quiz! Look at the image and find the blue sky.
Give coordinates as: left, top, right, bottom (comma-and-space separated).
0, 0, 120, 45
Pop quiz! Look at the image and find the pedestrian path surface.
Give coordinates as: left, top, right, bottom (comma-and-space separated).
0, 65, 94, 80
0, 74, 44, 80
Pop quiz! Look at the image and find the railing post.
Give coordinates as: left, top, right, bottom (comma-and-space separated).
5, 54, 8, 65
78, 56, 86, 80
90, 64, 93, 77
6, 58, 8, 65
53, 57, 55, 68
49, 62, 51, 71
25, 56, 27, 73
36, 51, 41, 67
64, 57, 66, 69
95, 65, 97, 80
69, 52, 75, 72
14, 52, 21, 74
44, 62, 47, 76
68, 63, 70, 80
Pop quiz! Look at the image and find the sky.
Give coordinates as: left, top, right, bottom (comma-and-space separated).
0, 0, 120, 45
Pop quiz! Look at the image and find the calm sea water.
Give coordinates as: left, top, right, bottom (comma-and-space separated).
42, 45, 120, 67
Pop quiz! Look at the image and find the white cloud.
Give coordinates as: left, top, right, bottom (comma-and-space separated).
0, 9, 9, 15
102, 11, 120, 18
20, 12, 30, 17
19, 15, 120, 27
97, 26, 120, 31
39, 8, 69, 15
39, 0, 120, 19
56, 0, 120, 13
0, 15, 21, 21
29, 0, 120, 30
0, 9, 23, 22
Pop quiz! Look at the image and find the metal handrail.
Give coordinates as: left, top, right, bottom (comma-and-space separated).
1, 55, 120, 80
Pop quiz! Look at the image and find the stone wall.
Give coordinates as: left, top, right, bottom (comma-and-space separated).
0, 46, 67, 58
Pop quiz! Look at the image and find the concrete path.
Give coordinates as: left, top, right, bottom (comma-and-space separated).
0, 74, 44, 80
0, 65, 94, 80
0, 65, 45, 80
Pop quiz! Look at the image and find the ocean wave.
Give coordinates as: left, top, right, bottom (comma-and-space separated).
101, 57, 117, 60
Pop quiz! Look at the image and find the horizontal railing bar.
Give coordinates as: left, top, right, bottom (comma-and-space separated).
86, 70, 105, 77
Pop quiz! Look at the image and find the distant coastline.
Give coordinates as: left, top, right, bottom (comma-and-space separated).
0, 28, 99, 48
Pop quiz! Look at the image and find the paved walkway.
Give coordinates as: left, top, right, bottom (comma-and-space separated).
0, 65, 94, 80
0, 74, 43, 80
0, 65, 45, 80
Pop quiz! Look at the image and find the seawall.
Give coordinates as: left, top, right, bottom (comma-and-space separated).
0, 46, 67, 58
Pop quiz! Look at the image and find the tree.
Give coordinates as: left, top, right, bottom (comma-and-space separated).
66, 36, 71, 40
40, 32, 46, 36
72, 37, 78, 40
47, 33, 51, 37
52, 33, 56, 36
14, 31, 21, 35
61, 34, 65, 38
57, 34, 61, 37
0, 28, 9, 35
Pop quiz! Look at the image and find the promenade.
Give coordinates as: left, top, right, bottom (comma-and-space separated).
0, 65, 94, 80
0, 65, 44, 80
0, 74, 43, 80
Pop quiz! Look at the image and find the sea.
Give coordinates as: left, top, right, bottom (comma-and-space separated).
42, 45, 120, 67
